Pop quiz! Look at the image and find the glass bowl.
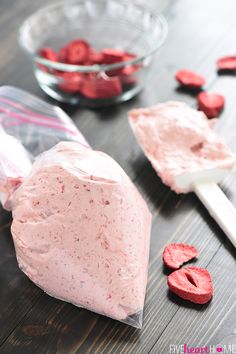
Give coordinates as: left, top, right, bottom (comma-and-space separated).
18, 0, 168, 107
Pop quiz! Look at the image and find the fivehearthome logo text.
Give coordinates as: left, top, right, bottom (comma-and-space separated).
169, 343, 236, 353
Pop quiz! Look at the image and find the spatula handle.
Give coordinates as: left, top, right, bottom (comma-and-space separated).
193, 181, 236, 248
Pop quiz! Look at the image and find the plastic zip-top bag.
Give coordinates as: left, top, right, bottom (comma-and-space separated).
0, 86, 152, 328
0, 86, 90, 210
0, 86, 90, 155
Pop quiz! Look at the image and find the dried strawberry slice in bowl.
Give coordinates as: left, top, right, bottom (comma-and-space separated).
58, 46, 68, 63
57, 72, 83, 94
88, 49, 104, 65
39, 47, 58, 62
64, 40, 90, 64
101, 48, 127, 64
38, 47, 59, 73
106, 52, 139, 77
80, 73, 122, 99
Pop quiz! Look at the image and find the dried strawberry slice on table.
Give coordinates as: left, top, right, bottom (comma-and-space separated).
175, 69, 205, 88
65, 40, 90, 64
81, 74, 122, 99
217, 56, 236, 71
197, 91, 225, 118
167, 266, 213, 304
163, 243, 198, 270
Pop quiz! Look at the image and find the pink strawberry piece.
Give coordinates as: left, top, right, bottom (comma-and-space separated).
106, 52, 138, 76
217, 56, 236, 71
39, 47, 58, 62
89, 49, 104, 64
163, 243, 198, 269
121, 65, 138, 76
80, 74, 122, 99
65, 40, 90, 64
175, 70, 205, 88
197, 91, 225, 118
57, 72, 83, 93
58, 46, 68, 63
167, 266, 213, 304
101, 48, 126, 64
120, 74, 138, 86
121, 56, 139, 76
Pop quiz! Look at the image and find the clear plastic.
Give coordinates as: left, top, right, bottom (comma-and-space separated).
0, 86, 90, 209
0, 86, 90, 155
11, 142, 151, 328
0, 129, 32, 210
0, 86, 151, 328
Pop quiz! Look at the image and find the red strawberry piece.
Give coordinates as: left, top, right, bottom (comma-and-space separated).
39, 47, 58, 62
197, 92, 225, 118
175, 70, 205, 88
123, 52, 137, 61
89, 49, 104, 64
120, 54, 139, 76
107, 66, 138, 79
65, 40, 90, 64
163, 243, 198, 270
80, 73, 122, 99
167, 266, 213, 304
57, 72, 83, 93
121, 65, 139, 76
107, 67, 138, 86
217, 56, 236, 71
101, 48, 126, 64
37, 63, 49, 73
58, 46, 68, 63
120, 74, 138, 86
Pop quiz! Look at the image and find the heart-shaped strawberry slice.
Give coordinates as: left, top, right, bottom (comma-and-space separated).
197, 92, 225, 118
167, 266, 213, 304
163, 243, 198, 269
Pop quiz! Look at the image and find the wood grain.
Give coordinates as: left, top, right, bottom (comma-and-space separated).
0, 0, 236, 353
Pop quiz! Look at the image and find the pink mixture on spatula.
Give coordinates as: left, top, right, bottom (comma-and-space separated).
128, 101, 235, 193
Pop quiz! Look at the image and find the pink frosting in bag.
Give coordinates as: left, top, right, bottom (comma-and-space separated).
11, 142, 151, 322
129, 101, 235, 193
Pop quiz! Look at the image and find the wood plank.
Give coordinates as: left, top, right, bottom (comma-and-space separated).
150, 244, 236, 353
0, 0, 236, 353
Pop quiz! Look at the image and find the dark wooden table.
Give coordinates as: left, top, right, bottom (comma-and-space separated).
1, 0, 236, 353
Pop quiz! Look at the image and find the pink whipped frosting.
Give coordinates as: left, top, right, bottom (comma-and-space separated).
11, 142, 151, 322
129, 101, 235, 193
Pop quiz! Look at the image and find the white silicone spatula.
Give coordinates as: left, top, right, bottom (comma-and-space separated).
175, 164, 236, 247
